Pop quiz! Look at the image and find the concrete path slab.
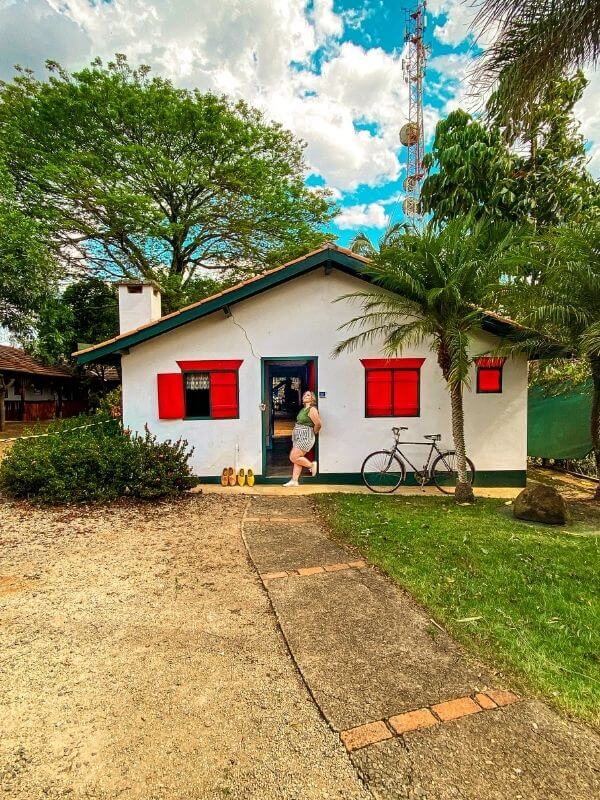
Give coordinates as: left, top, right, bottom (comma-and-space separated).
351, 699, 600, 800
264, 566, 485, 731
242, 496, 600, 800
244, 521, 353, 573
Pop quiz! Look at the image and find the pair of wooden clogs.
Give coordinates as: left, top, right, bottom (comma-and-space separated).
220, 467, 255, 487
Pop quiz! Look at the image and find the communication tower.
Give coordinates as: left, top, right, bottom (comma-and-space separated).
400, 2, 427, 223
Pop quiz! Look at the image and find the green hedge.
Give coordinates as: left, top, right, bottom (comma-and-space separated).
0, 414, 199, 503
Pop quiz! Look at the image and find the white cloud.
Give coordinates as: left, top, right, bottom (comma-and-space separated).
1, 0, 597, 194
311, 0, 343, 41
576, 68, 600, 178
427, 0, 476, 46
427, 0, 497, 48
336, 202, 389, 230
0, 0, 91, 76
0, 1, 414, 192
428, 52, 484, 114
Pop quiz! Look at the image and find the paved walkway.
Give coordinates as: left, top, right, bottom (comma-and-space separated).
198, 483, 522, 498
242, 495, 600, 800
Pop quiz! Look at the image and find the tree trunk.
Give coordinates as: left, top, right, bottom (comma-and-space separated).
449, 380, 475, 503
589, 356, 600, 501
0, 374, 5, 433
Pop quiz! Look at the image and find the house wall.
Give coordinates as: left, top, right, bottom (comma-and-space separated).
121, 269, 528, 483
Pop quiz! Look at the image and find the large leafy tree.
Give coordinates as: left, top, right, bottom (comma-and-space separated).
24, 278, 120, 365
0, 158, 58, 334
0, 56, 333, 309
472, 0, 600, 125
500, 218, 600, 497
421, 110, 523, 223
422, 74, 598, 228
487, 71, 598, 226
336, 216, 517, 502
0, 157, 59, 431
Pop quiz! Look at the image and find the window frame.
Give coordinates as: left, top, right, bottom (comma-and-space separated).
361, 358, 425, 418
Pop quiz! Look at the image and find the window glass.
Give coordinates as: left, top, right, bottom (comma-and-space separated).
185, 372, 210, 417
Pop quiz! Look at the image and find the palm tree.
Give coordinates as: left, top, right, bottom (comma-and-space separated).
335, 216, 517, 503
500, 218, 600, 497
472, 0, 600, 123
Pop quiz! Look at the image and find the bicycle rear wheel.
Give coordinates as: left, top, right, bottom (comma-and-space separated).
431, 452, 475, 495
361, 450, 406, 493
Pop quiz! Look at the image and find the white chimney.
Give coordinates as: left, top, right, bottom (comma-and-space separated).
117, 282, 162, 334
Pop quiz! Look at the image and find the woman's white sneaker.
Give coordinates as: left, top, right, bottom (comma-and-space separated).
311, 461, 318, 477
283, 480, 299, 487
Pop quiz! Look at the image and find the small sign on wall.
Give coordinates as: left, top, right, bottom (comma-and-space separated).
319, 391, 327, 398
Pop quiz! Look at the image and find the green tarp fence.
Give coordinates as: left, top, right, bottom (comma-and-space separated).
528, 383, 592, 459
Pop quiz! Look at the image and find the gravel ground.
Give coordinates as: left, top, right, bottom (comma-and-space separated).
0, 494, 370, 800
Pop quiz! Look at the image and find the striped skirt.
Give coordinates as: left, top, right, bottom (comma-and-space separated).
292, 423, 315, 453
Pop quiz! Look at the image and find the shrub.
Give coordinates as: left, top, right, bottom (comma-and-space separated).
97, 386, 122, 419
0, 413, 199, 503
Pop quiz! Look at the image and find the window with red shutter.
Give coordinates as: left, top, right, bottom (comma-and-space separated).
361, 358, 424, 417
476, 357, 505, 394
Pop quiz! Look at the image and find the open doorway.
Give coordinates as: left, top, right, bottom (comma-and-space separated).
263, 358, 317, 477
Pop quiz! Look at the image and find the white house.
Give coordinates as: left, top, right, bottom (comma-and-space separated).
75, 244, 529, 486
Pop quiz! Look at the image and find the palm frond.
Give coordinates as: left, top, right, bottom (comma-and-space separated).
472, 0, 600, 120
580, 322, 600, 357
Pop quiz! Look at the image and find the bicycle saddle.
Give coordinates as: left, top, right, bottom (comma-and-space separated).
424, 434, 442, 441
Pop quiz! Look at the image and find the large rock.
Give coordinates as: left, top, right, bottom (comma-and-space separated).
513, 484, 567, 525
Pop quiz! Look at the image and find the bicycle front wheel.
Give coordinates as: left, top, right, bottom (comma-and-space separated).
361, 450, 406, 493
431, 452, 475, 495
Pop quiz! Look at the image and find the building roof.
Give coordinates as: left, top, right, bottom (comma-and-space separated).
0, 345, 74, 378
74, 243, 537, 365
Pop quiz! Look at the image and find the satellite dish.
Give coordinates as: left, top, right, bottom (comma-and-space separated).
403, 197, 421, 216
399, 122, 420, 146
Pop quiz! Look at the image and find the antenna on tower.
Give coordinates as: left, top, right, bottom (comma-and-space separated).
399, 1, 427, 225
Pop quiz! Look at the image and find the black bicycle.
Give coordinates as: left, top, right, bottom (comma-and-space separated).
361, 427, 476, 494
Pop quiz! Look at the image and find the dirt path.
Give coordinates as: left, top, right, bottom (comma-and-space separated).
0, 495, 369, 800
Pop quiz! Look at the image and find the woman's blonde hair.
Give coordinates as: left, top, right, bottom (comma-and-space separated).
303, 390, 317, 406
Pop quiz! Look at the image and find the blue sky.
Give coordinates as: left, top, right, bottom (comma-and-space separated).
0, 0, 598, 251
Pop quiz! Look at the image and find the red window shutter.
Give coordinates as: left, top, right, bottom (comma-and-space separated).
157, 373, 184, 419
393, 370, 419, 416
307, 359, 316, 392
210, 371, 238, 418
478, 367, 502, 393
366, 369, 393, 416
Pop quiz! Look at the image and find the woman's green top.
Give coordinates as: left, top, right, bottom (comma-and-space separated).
296, 406, 314, 427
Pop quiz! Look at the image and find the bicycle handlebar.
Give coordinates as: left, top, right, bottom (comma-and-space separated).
392, 427, 408, 435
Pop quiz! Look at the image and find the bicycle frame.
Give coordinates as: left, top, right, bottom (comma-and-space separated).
392, 440, 442, 475
390, 438, 449, 477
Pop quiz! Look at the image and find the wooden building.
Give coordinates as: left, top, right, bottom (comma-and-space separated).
0, 346, 86, 422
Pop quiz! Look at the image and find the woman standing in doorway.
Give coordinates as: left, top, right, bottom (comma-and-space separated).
284, 391, 321, 487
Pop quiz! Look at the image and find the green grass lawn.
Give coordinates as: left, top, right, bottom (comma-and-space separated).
316, 494, 600, 727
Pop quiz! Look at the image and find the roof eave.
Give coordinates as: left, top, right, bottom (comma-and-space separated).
75, 246, 544, 365
75, 248, 363, 364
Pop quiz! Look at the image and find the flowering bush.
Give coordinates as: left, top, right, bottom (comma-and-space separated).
0, 413, 199, 503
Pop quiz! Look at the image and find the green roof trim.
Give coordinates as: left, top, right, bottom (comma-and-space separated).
75, 245, 535, 365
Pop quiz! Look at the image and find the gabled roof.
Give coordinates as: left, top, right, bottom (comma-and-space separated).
0, 345, 74, 378
74, 243, 530, 365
